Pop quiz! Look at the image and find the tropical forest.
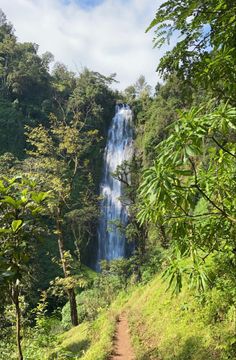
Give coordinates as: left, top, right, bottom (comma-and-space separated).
0, 1, 235, 359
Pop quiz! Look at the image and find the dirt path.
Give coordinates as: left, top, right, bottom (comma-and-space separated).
111, 313, 135, 360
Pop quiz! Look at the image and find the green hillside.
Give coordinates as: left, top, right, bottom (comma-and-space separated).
23, 267, 234, 360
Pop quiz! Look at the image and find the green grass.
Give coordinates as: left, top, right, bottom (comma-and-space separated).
46, 291, 129, 360
37, 274, 234, 360
124, 275, 235, 360
46, 313, 115, 360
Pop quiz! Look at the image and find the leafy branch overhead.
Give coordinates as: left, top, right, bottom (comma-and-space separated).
139, 103, 236, 224
147, 0, 236, 103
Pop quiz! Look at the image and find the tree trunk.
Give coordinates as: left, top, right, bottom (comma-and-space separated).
159, 223, 169, 248
12, 284, 23, 360
68, 288, 79, 326
56, 207, 79, 326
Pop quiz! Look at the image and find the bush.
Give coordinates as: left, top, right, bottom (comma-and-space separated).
140, 248, 163, 283
62, 259, 133, 329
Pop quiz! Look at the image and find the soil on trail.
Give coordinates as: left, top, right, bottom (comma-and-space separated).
111, 313, 135, 360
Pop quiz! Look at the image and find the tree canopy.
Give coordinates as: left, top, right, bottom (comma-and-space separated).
147, 0, 236, 103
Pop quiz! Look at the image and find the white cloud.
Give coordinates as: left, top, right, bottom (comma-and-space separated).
0, 0, 174, 90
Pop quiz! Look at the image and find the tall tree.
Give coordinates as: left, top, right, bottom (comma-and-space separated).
0, 177, 49, 359
24, 115, 100, 326
137, 0, 236, 294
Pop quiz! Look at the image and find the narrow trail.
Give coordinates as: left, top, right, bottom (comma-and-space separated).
111, 313, 135, 360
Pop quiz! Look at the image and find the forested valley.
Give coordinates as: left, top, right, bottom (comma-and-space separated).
0, 1, 235, 359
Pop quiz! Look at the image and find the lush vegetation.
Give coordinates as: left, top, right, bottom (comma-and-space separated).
0, 1, 235, 359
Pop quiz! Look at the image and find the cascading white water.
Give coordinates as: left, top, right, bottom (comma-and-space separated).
97, 104, 133, 268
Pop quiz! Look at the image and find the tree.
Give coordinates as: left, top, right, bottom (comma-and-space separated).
147, 0, 236, 103
138, 103, 236, 291
135, 0, 236, 295
0, 9, 14, 41
7, 42, 51, 113
123, 75, 151, 106
123, 85, 136, 104
0, 97, 24, 156
0, 11, 52, 121
41, 51, 54, 71
67, 68, 116, 190
24, 115, 100, 326
0, 176, 49, 360
51, 62, 76, 121
0, 10, 17, 95
134, 75, 151, 99
137, 74, 195, 164
67, 68, 116, 137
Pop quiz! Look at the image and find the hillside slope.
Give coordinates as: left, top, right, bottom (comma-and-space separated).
43, 273, 235, 360
126, 276, 235, 360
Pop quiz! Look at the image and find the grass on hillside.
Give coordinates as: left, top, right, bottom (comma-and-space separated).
46, 313, 115, 360
125, 276, 235, 360
46, 292, 129, 360
35, 272, 234, 360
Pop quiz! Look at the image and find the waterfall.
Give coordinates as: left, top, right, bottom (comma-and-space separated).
96, 104, 133, 269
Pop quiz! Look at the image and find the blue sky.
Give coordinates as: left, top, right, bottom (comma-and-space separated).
62, 0, 104, 9
1, 0, 173, 90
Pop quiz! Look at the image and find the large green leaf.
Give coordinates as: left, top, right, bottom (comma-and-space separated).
1, 195, 18, 208
11, 219, 23, 233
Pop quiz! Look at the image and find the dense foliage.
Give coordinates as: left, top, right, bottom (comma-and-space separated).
0, 8, 117, 358
0, 1, 235, 358
135, 0, 236, 298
